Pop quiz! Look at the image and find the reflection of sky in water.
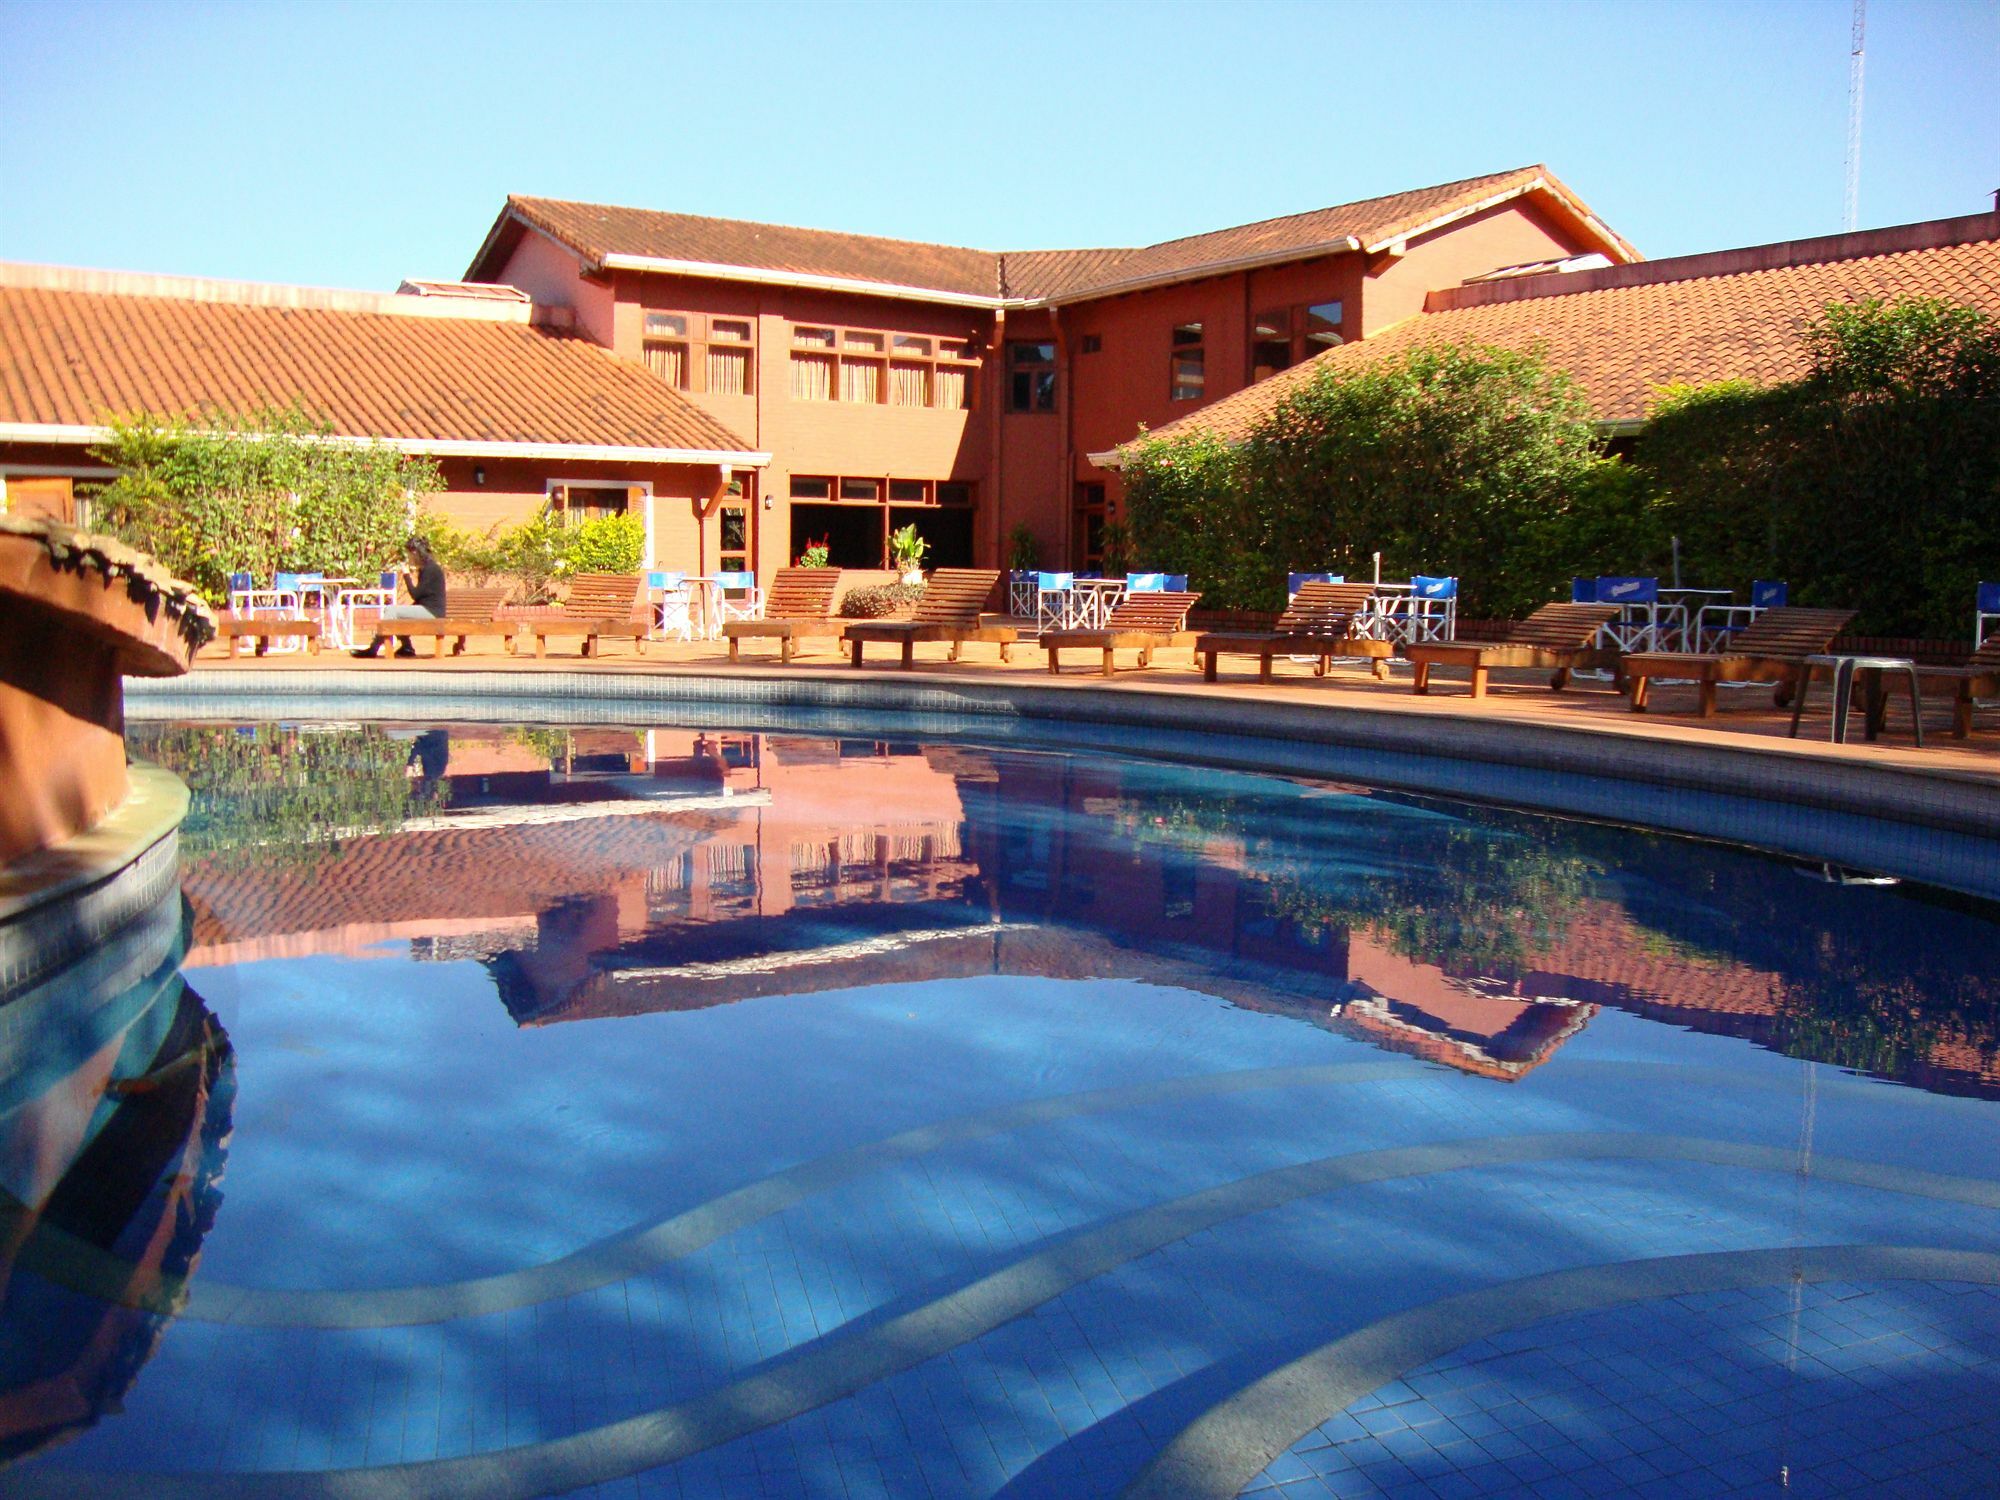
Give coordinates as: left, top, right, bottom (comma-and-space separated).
9, 720, 1996, 1494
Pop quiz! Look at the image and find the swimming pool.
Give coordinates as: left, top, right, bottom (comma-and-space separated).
6, 718, 1997, 1498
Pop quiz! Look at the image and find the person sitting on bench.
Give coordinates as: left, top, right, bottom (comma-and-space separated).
352, 537, 447, 657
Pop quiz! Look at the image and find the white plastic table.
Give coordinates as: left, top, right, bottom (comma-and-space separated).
1788, 654, 1925, 746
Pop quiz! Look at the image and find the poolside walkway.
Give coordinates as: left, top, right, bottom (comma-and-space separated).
187, 634, 2000, 784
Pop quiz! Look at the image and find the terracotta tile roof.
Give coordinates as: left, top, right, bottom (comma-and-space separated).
1126, 215, 2000, 444
503, 196, 1003, 298
997, 248, 1136, 301
486, 167, 1631, 306
0, 277, 761, 458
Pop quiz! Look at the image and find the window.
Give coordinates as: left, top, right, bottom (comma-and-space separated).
841, 358, 882, 403
889, 361, 931, 406
1249, 300, 1344, 380
790, 351, 835, 400
788, 321, 977, 407
1080, 333, 1102, 354
788, 475, 976, 569
1170, 322, 1205, 401
719, 500, 750, 573
1007, 341, 1057, 412
643, 311, 689, 389
643, 310, 754, 394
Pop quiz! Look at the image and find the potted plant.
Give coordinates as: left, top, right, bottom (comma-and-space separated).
1006, 523, 1041, 573
796, 535, 830, 568
889, 523, 928, 584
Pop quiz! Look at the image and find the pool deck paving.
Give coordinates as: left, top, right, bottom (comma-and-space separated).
182, 631, 2000, 785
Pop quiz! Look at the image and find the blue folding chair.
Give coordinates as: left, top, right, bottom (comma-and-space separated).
1978, 581, 2000, 648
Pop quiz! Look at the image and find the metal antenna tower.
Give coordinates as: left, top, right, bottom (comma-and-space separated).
1845, 0, 1866, 231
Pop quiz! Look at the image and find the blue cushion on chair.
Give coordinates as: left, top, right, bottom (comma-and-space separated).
713, 571, 755, 590
1752, 580, 1788, 609
1411, 575, 1457, 599
1036, 572, 1075, 591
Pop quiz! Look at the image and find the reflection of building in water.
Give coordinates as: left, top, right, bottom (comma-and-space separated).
0, 895, 233, 1465
174, 729, 2000, 1097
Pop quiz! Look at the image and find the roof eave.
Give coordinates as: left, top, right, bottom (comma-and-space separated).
598, 253, 1016, 310
1365, 175, 1641, 265
1042, 238, 1365, 308
0, 422, 771, 468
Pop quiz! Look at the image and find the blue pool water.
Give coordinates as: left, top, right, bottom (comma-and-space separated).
4, 719, 1998, 1498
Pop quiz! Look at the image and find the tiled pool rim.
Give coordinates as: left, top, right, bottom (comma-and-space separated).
127, 667, 2000, 902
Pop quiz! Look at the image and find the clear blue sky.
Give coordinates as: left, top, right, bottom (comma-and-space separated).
3, 0, 1994, 290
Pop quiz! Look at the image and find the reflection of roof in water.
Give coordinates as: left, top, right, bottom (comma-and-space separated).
182, 802, 744, 965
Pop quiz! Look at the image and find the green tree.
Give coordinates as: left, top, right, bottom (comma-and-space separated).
89, 403, 440, 603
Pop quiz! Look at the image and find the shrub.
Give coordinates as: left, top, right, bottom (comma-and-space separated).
1006, 522, 1041, 572
1633, 298, 2000, 636
838, 581, 925, 618
563, 511, 646, 574
1244, 342, 1611, 617
1121, 427, 1257, 603
89, 402, 439, 603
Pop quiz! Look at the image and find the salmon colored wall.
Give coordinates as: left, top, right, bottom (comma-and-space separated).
1359, 197, 1592, 337
491, 230, 617, 347
989, 309, 1062, 567
602, 272, 999, 580
422, 457, 723, 574
1063, 257, 1360, 490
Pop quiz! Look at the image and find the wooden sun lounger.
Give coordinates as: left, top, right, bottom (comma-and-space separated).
216, 614, 322, 656
1193, 581, 1393, 683
724, 568, 843, 663
1622, 606, 1856, 715
1406, 603, 1623, 698
1042, 590, 1202, 675
845, 568, 1014, 669
1916, 636, 2000, 738
523, 573, 650, 659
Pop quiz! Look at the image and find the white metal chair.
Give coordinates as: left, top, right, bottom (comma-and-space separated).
713, 570, 764, 627
1035, 572, 1085, 630
649, 570, 693, 641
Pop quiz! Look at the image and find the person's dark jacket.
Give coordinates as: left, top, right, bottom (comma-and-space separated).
409, 557, 447, 616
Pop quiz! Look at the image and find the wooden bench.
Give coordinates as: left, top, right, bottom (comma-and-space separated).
368, 586, 519, 658
522, 573, 650, 658
845, 569, 1014, 669
216, 614, 322, 656
1194, 582, 1394, 682
1623, 607, 1857, 716
1407, 603, 1623, 698
724, 568, 843, 663
1042, 591, 1202, 675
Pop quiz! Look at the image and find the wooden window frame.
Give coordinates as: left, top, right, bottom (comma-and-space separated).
1247, 299, 1345, 381
1006, 341, 1057, 413
644, 308, 756, 395
789, 320, 980, 408
1170, 322, 1205, 402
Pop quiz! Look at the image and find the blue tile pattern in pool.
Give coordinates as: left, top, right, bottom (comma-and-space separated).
4, 719, 1998, 1497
